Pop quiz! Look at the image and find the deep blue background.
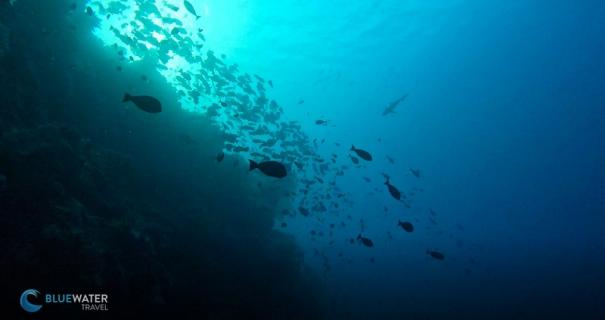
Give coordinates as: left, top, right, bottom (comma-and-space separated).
216, 0, 605, 318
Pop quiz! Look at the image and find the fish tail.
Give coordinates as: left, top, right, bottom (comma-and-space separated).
122, 93, 131, 102
249, 159, 258, 171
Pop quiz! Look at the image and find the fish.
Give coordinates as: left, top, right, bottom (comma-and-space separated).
122, 93, 162, 113
249, 160, 287, 178
386, 155, 395, 164
398, 221, 414, 232
183, 0, 201, 20
351, 145, 372, 161
410, 168, 421, 178
216, 151, 225, 162
297, 99, 305, 104
357, 234, 374, 247
165, 3, 179, 11
350, 155, 359, 164
85, 6, 93, 16
382, 93, 408, 116
281, 222, 287, 228
298, 207, 310, 216
384, 177, 401, 200
427, 250, 445, 261
315, 119, 328, 125
171, 27, 184, 36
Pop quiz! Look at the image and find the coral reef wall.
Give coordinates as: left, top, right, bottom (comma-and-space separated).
0, 1, 325, 318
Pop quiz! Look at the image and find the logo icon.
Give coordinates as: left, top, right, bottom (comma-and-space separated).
20, 289, 42, 313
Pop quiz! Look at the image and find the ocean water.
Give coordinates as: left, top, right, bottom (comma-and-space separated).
0, 0, 604, 319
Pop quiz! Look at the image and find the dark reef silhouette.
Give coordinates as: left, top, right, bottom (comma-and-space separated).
0, 1, 325, 318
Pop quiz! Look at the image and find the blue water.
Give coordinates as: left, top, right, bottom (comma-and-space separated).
224, 1, 605, 318
1, 0, 604, 318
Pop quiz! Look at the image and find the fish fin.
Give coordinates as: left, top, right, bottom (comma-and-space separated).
122, 93, 131, 102
249, 159, 258, 171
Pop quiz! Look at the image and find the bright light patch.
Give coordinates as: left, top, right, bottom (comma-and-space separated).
151, 31, 165, 43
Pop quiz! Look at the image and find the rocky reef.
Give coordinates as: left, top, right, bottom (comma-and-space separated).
0, 1, 325, 318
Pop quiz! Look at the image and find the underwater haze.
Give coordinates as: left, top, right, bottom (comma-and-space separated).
1, 0, 604, 319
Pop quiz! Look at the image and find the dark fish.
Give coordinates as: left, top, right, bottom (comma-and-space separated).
268, 80, 273, 88
171, 27, 183, 36
216, 151, 225, 162
297, 99, 305, 104
86, 6, 93, 16
123, 93, 162, 113
386, 155, 395, 164
384, 177, 401, 200
357, 234, 374, 247
350, 155, 359, 164
249, 160, 287, 178
362, 177, 371, 183
315, 119, 328, 125
281, 222, 287, 228
398, 220, 414, 232
298, 207, 310, 216
351, 145, 372, 161
410, 168, 421, 178
427, 250, 445, 261
382, 94, 408, 116
183, 0, 201, 20
165, 3, 180, 11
